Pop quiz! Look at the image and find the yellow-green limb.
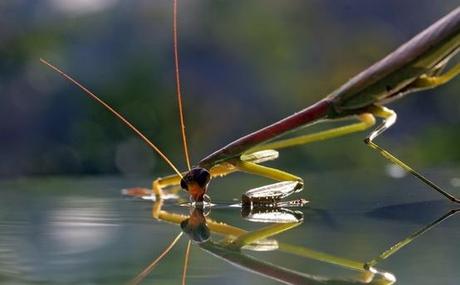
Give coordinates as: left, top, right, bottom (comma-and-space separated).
228, 222, 301, 250
365, 209, 459, 268
247, 113, 376, 153
152, 205, 377, 280
365, 105, 460, 203
279, 243, 364, 272
234, 160, 302, 182
231, 114, 377, 192
410, 63, 460, 89
151, 162, 239, 201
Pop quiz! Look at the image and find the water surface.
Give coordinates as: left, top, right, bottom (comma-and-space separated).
1, 169, 459, 284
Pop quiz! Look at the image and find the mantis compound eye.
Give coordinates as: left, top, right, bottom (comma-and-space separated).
180, 167, 211, 202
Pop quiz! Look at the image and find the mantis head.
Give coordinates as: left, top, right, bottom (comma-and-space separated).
180, 167, 211, 202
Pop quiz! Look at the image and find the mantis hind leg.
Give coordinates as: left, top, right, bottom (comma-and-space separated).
247, 113, 376, 153
365, 105, 460, 203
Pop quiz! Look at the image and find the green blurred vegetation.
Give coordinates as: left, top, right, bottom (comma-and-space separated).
1, 0, 459, 178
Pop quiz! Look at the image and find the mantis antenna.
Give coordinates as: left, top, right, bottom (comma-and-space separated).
39, 58, 183, 178
173, 0, 192, 171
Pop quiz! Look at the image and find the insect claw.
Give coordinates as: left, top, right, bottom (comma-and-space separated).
241, 150, 279, 164
241, 207, 304, 223
243, 181, 303, 202
450, 197, 460, 204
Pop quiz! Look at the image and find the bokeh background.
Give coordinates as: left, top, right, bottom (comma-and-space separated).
1, 0, 460, 178
1, 2, 460, 285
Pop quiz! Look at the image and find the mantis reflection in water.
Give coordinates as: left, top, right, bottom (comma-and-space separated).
124, 187, 459, 285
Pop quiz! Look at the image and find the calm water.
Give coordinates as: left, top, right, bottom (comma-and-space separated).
1, 169, 459, 285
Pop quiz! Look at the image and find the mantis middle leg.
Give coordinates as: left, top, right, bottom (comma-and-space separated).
365, 105, 460, 203
232, 114, 376, 195
247, 113, 376, 152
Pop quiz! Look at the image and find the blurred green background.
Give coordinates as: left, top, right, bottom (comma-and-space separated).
1, 0, 460, 178
1, 2, 460, 284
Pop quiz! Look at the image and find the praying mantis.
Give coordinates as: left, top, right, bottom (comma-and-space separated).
39, 3, 460, 205
38, 3, 460, 284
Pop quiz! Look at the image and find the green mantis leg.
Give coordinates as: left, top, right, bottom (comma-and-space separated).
153, 114, 377, 197
411, 63, 460, 89
152, 174, 182, 198
232, 114, 376, 188
234, 160, 303, 182
365, 105, 460, 203
228, 222, 302, 250
247, 114, 376, 152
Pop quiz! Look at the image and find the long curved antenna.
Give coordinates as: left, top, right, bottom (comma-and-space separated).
129, 232, 183, 285
182, 240, 192, 285
40, 58, 183, 178
173, 0, 192, 170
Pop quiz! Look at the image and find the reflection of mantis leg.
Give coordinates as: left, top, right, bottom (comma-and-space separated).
228, 222, 301, 249
149, 206, 398, 284
365, 208, 459, 269
278, 242, 364, 271
365, 105, 460, 203
200, 217, 395, 284
217, 218, 377, 278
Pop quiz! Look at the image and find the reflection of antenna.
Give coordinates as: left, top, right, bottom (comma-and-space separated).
182, 240, 192, 285
128, 232, 183, 285
39, 59, 183, 178
173, 0, 192, 171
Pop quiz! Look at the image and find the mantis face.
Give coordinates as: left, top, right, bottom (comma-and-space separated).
180, 167, 211, 202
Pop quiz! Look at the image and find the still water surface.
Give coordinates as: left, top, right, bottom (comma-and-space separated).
1, 169, 459, 284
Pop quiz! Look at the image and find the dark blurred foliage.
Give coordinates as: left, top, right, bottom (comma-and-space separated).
1, 0, 459, 178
